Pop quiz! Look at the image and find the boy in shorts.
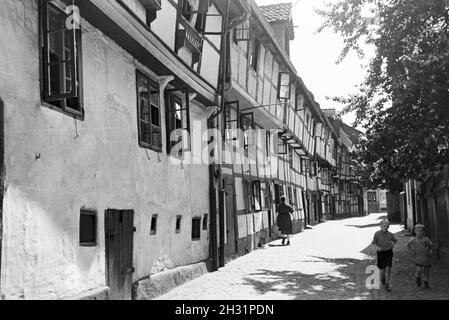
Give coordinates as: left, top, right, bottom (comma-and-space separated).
372, 219, 397, 291
407, 224, 433, 289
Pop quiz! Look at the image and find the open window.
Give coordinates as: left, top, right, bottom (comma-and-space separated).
166, 90, 191, 158
249, 36, 260, 71
224, 101, 240, 143
251, 180, 262, 212
277, 72, 291, 100
241, 112, 254, 153
40, 0, 83, 118
137, 70, 162, 151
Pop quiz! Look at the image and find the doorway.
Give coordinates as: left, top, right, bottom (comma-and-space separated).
367, 191, 379, 214
105, 209, 135, 300
224, 178, 238, 256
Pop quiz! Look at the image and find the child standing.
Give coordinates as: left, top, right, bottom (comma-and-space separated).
372, 219, 398, 291
407, 224, 433, 289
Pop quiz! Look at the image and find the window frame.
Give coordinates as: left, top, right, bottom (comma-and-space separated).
224, 101, 240, 143
39, 0, 84, 120
277, 72, 291, 100
278, 133, 287, 155
251, 180, 262, 212
248, 34, 260, 72
166, 90, 191, 158
136, 70, 162, 152
241, 112, 255, 153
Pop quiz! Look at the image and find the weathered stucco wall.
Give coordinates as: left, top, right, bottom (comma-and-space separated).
0, 0, 210, 300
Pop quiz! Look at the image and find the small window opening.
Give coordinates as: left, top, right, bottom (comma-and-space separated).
176, 215, 182, 233
80, 209, 97, 247
192, 217, 201, 240
150, 214, 158, 236
202, 214, 209, 231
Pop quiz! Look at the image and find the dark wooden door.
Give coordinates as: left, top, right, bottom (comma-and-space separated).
367, 191, 378, 214
105, 209, 134, 300
225, 182, 237, 256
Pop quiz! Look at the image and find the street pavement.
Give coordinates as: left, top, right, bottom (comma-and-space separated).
157, 213, 449, 300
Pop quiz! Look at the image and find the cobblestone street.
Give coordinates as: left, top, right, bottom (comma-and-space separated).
158, 213, 449, 300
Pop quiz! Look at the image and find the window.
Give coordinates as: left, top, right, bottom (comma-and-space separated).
233, 19, 250, 44
252, 181, 262, 212
261, 183, 270, 210
202, 214, 209, 231
40, 0, 83, 118
278, 133, 287, 155
192, 217, 201, 240
80, 210, 97, 247
249, 36, 260, 71
277, 72, 291, 100
241, 113, 254, 152
293, 188, 298, 209
176, 215, 182, 233
265, 132, 271, 157
296, 93, 305, 111
224, 101, 240, 142
288, 187, 293, 207
166, 92, 191, 157
150, 214, 158, 236
137, 71, 162, 151
288, 146, 294, 167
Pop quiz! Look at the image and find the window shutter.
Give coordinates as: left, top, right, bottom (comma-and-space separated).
43, 1, 79, 102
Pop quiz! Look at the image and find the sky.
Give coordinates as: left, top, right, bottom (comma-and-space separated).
255, 0, 373, 128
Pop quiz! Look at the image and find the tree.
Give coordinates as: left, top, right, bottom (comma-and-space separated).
318, 0, 449, 191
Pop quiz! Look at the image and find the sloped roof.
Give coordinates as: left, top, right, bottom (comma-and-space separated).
340, 122, 363, 145
258, 3, 293, 23
322, 109, 340, 119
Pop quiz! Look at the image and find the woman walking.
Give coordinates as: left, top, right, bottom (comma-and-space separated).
276, 196, 294, 246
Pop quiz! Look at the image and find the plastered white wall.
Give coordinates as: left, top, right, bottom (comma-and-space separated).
0, 0, 210, 299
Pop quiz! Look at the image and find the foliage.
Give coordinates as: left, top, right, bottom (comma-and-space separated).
318, 0, 449, 191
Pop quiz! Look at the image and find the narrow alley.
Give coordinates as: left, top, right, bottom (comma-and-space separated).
158, 213, 449, 300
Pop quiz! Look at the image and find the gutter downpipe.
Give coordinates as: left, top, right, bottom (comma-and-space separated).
208, 0, 248, 271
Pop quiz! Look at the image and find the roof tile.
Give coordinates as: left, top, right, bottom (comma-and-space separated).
258, 2, 293, 23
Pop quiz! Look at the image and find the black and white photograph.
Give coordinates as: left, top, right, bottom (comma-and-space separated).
0, 0, 448, 308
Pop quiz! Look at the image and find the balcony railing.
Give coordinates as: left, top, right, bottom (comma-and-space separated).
175, 17, 203, 66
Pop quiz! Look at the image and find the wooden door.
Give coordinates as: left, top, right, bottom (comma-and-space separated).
367, 191, 378, 214
105, 209, 135, 300
225, 181, 237, 256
